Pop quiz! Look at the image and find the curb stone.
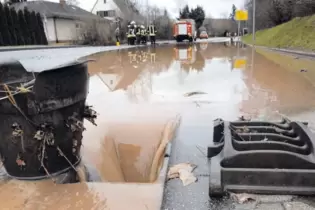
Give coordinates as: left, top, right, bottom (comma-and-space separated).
284, 201, 315, 210
245, 44, 315, 58
255, 203, 284, 210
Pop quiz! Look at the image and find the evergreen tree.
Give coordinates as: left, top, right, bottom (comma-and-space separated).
23, 8, 34, 44
179, 5, 190, 19
189, 6, 205, 29
10, 7, 23, 45
36, 13, 48, 45
0, 3, 4, 46
0, 32, 3, 46
6, 0, 27, 6
1, 4, 12, 45
18, 10, 27, 45
30, 11, 38, 44
179, 5, 205, 30
5, 6, 17, 45
230, 4, 237, 20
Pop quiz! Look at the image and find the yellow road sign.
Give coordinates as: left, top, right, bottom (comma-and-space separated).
235, 10, 248, 21
234, 59, 247, 69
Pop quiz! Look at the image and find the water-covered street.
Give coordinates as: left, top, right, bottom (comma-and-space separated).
2, 42, 315, 209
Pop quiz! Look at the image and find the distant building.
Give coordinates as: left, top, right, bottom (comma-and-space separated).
11, 0, 110, 43
203, 18, 238, 36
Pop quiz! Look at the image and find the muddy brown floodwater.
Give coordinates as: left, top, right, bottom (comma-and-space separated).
2, 42, 315, 209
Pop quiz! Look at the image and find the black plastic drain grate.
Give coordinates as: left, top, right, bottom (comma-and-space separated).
208, 118, 315, 197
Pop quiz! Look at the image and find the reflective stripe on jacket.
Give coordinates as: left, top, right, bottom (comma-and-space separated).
136, 27, 141, 35
141, 29, 146, 36
148, 25, 156, 36
128, 28, 136, 37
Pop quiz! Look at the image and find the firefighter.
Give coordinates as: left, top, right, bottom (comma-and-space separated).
135, 24, 142, 45
115, 26, 120, 43
140, 25, 147, 44
126, 25, 131, 45
147, 23, 157, 46
128, 21, 136, 45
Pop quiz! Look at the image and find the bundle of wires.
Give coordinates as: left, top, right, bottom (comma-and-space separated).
0, 81, 37, 126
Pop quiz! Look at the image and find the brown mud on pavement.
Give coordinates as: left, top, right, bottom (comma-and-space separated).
0, 179, 161, 209
2, 43, 315, 210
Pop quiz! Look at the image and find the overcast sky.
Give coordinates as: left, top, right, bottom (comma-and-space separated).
47, 0, 246, 18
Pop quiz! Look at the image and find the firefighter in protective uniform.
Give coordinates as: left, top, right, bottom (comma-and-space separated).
147, 23, 157, 45
135, 24, 142, 45
127, 21, 136, 45
140, 25, 147, 44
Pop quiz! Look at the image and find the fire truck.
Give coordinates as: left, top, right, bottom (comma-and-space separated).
173, 45, 196, 65
173, 19, 197, 43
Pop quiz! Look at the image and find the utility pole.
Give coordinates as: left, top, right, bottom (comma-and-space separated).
238, 21, 240, 37
252, 0, 256, 44
146, 0, 149, 28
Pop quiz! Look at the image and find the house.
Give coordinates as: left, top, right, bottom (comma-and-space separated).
92, 0, 142, 24
11, 0, 111, 43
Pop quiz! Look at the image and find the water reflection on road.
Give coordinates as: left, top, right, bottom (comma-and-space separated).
2, 42, 315, 210
84, 41, 315, 186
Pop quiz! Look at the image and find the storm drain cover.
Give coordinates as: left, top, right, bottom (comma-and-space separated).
208, 118, 315, 197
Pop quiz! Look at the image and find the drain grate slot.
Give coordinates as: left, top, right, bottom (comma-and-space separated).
208, 118, 315, 197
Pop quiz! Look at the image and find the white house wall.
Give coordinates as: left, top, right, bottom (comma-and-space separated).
43, 18, 56, 43
55, 19, 82, 42
43, 18, 85, 43
92, 0, 122, 17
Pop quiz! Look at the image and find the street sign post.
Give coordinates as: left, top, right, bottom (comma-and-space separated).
235, 10, 248, 37
253, 0, 256, 44
235, 10, 248, 21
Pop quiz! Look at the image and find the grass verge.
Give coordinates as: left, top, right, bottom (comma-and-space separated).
243, 15, 315, 52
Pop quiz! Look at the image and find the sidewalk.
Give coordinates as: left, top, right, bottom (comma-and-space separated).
246, 44, 315, 58
0, 45, 140, 72
0, 44, 86, 52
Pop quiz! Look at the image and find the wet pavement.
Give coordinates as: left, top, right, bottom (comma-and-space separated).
2, 41, 315, 209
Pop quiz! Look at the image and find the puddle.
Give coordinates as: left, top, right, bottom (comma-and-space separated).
2, 42, 315, 209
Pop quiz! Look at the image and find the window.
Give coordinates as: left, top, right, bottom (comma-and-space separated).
96, 10, 115, 17
104, 0, 106, 3
108, 10, 116, 17
75, 23, 82, 29
97, 11, 106, 17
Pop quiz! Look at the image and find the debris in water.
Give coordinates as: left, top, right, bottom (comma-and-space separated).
67, 113, 85, 132
11, 123, 23, 137
167, 163, 197, 186
184, 91, 207, 97
230, 193, 256, 204
34, 123, 55, 146
238, 116, 251, 121
16, 154, 26, 166
84, 106, 98, 126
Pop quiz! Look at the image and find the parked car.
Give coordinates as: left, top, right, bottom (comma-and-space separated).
199, 31, 209, 39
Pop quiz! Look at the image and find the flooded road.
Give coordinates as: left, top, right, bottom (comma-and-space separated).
2, 42, 315, 209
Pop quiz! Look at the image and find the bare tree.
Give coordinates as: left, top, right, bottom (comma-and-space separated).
245, 0, 315, 32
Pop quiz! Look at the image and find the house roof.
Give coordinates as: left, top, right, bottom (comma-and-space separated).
11, 1, 106, 21
112, 0, 143, 22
